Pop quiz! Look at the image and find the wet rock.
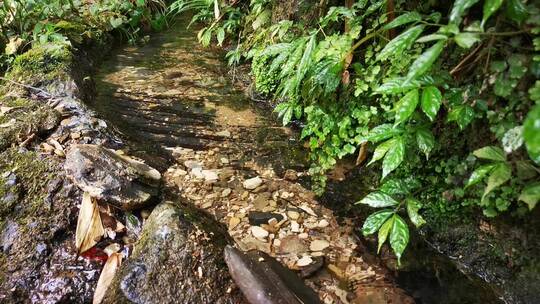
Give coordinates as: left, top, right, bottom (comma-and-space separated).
248, 211, 284, 226
65, 144, 161, 210
224, 246, 321, 304
103, 202, 243, 304
243, 176, 262, 190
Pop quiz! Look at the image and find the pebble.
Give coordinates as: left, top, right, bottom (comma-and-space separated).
318, 219, 329, 228
184, 160, 202, 169
221, 188, 232, 197
287, 211, 300, 220
243, 176, 263, 190
310, 239, 330, 252
202, 170, 218, 182
251, 226, 269, 239
220, 157, 229, 164
298, 233, 309, 239
216, 130, 231, 137
229, 217, 240, 230
291, 221, 300, 233
297, 256, 313, 267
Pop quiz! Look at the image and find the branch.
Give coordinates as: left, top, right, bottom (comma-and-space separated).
0, 76, 56, 98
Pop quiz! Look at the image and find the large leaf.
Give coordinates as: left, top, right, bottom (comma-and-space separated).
377, 217, 394, 253
75, 192, 105, 254
394, 89, 419, 126
524, 105, 540, 165
379, 178, 420, 196
421, 86, 442, 121
416, 128, 435, 159
505, 0, 528, 23
406, 198, 426, 228
361, 209, 394, 235
364, 124, 402, 143
404, 40, 445, 83
382, 136, 405, 179
377, 25, 424, 61
450, 0, 480, 24
482, 0, 504, 26
473, 146, 506, 161
383, 12, 422, 30
368, 138, 395, 165
482, 163, 512, 200
447, 105, 475, 130
518, 183, 540, 210
454, 32, 480, 49
357, 192, 399, 208
465, 164, 496, 188
389, 214, 409, 265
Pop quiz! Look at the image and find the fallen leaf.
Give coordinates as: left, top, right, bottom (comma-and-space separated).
93, 252, 122, 304
76, 192, 105, 254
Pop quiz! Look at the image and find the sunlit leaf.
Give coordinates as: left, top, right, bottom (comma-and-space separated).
482, 0, 504, 26
473, 146, 506, 161
377, 217, 394, 253
502, 126, 524, 153
416, 128, 435, 159
450, 0, 480, 24
421, 86, 442, 121
454, 32, 480, 48
361, 209, 394, 235
357, 192, 399, 208
465, 164, 496, 188
404, 40, 445, 83
383, 12, 422, 30
518, 183, 540, 210
377, 25, 424, 61
447, 105, 475, 130
389, 214, 409, 265
524, 105, 540, 165
364, 124, 402, 143
382, 136, 405, 179
368, 138, 395, 166
75, 192, 105, 254
482, 163, 512, 200
394, 89, 419, 126
406, 198, 426, 228
93, 252, 122, 304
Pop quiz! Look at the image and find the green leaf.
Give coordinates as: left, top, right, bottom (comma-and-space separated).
482, 0, 504, 26
465, 164, 496, 188
377, 217, 394, 253
482, 163, 512, 200
389, 214, 409, 265
416, 34, 448, 43
394, 89, 419, 126
406, 198, 426, 228
454, 32, 480, 49
379, 178, 420, 196
375, 77, 421, 94
450, 0, 480, 24
447, 105, 475, 130
421, 86, 442, 121
356, 192, 399, 208
505, 0, 528, 23
524, 105, 540, 165
473, 146, 507, 161
404, 40, 445, 83
383, 12, 422, 30
216, 27, 225, 46
361, 209, 394, 235
377, 25, 425, 61
365, 124, 402, 143
382, 136, 405, 179
110, 17, 124, 29
518, 183, 540, 210
368, 139, 395, 166
416, 128, 435, 159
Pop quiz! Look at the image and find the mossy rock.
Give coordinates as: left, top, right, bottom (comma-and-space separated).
0, 97, 60, 151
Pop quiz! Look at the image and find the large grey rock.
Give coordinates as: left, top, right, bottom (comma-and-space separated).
103, 202, 245, 304
65, 144, 161, 210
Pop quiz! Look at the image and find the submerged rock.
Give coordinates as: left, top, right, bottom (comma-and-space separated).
224, 246, 321, 304
103, 202, 244, 304
65, 144, 161, 210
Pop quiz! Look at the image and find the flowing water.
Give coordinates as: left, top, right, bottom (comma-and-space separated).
89, 16, 502, 304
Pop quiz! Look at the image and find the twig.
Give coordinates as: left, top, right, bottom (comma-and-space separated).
19, 133, 36, 148
0, 76, 55, 98
449, 43, 483, 76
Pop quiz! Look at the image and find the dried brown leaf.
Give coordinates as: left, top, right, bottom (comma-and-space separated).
75, 192, 105, 254
93, 252, 122, 304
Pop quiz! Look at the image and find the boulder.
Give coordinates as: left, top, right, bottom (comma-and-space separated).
65, 144, 161, 210
102, 202, 245, 304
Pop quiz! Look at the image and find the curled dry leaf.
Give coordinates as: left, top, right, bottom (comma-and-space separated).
76, 192, 105, 254
93, 252, 122, 304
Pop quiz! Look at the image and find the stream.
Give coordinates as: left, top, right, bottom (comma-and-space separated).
88, 16, 503, 304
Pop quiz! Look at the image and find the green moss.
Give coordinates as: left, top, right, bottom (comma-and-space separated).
6, 43, 73, 85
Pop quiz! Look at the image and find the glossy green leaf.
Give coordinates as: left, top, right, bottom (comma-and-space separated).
216, 27, 225, 46
365, 124, 402, 143
375, 77, 421, 94
465, 164, 496, 188
482, 163, 512, 200
389, 214, 409, 265
518, 183, 540, 210
368, 138, 395, 166
450, 0, 480, 24
416, 128, 435, 159
357, 192, 399, 208
383, 12, 422, 30
361, 209, 394, 235
406, 198, 426, 228
505, 0, 528, 23
482, 0, 504, 26
377, 25, 425, 61
404, 40, 445, 83
524, 105, 540, 165
394, 89, 419, 126
421, 86, 442, 121
454, 32, 480, 49
447, 105, 475, 130
382, 136, 405, 179
416, 34, 448, 43
473, 146, 507, 161
379, 178, 420, 196
377, 217, 394, 253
